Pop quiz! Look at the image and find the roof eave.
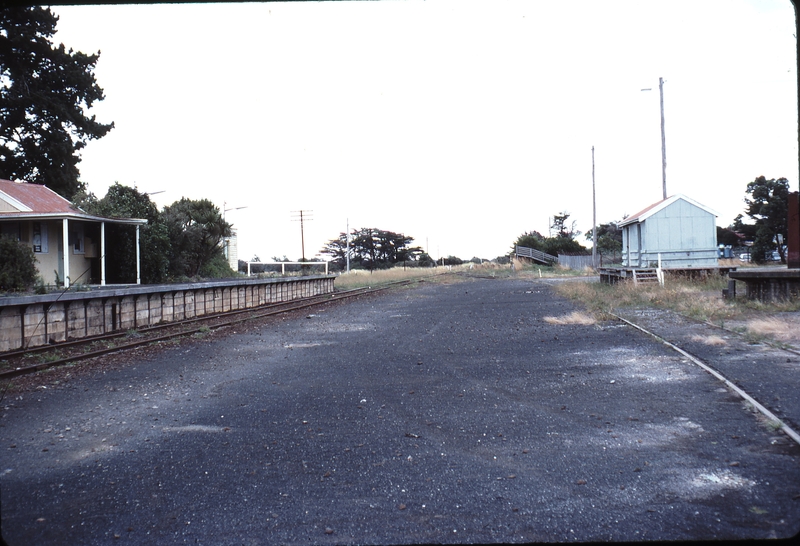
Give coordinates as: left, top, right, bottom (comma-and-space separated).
617, 194, 719, 227
0, 212, 148, 225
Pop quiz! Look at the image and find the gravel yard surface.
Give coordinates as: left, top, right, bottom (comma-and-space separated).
1, 277, 799, 544
613, 307, 800, 438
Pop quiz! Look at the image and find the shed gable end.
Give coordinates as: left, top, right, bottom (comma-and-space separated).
644, 199, 716, 251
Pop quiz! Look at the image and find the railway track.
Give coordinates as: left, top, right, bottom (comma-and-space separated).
609, 310, 800, 447
0, 281, 411, 381
8, 274, 796, 450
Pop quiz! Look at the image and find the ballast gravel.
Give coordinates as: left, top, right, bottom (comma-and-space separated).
1, 277, 799, 544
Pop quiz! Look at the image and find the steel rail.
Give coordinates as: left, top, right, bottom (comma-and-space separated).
0, 281, 410, 381
0, 285, 378, 360
701, 318, 800, 357
610, 311, 800, 447
0, 297, 317, 360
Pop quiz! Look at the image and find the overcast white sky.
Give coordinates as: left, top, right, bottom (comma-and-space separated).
52, 0, 798, 262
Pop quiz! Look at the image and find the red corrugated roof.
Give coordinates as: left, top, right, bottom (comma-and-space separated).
0, 179, 80, 214
623, 198, 667, 224
0, 179, 147, 225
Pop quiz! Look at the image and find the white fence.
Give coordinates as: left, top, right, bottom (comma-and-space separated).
247, 261, 329, 276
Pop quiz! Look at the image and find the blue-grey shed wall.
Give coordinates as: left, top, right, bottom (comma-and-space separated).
623, 198, 718, 268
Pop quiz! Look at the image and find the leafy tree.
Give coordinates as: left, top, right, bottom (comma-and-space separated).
320, 235, 348, 271
585, 222, 622, 262
321, 228, 423, 271
76, 183, 171, 283
417, 252, 436, 268
513, 231, 546, 253
545, 211, 588, 255
731, 214, 758, 242
512, 212, 588, 260
541, 236, 587, 256
716, 226, 741, 247
743, 176, 789, 263
442, 255, 463, 266
550, 211, 580, 239
162, 198, 233, 278
198, 251, 236, 279
239, 255, 272, 275
0, 235, 37, 291
0, 7, 113, 199
268, 255, 302, 274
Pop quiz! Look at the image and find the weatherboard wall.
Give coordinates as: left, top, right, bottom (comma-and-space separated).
622, 197, 718, 268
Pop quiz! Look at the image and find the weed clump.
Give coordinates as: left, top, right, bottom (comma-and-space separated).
553, 273, 800, 349
745, 317, 800, 345
543, 311, 597, 325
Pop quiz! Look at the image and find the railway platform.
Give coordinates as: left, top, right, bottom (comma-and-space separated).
0, 275, 334, 352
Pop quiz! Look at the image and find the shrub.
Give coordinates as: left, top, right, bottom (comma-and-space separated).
0, 236, 38, 291
198, 252, 236, 279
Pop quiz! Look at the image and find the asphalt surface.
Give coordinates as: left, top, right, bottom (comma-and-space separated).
1, 276, 799, 544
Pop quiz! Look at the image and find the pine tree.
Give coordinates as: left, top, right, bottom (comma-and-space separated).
0, 7, 113, 199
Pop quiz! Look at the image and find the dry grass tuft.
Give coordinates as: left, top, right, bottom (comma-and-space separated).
552, 274, 740, 322
543, 311, 597, 325
335, 267, 442, 289
745, 317, 800, 344
719, 257, 757, 269
549, 271, 800, 349
689, 334, 728, 346
335, 259, 594, 289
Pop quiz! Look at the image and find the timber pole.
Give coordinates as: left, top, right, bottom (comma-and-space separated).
660, 76, 667, 200
592, 146, 597, 269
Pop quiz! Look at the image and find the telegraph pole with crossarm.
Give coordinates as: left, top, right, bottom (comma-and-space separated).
291, 210, 313, 261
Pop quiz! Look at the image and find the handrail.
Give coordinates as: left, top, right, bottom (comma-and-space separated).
515, 245, 557, 264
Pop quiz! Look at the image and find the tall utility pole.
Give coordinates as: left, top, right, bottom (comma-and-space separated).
346, 218, 350, 273
592, 146, 597, 269
659, 76, 667, 200
641, 77, 668, 200
290, 210, 313, 261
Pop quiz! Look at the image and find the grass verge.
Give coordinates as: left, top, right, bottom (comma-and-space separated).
334, 267, 445, 290
551, 273, 800, 348
333, 259, 594, 290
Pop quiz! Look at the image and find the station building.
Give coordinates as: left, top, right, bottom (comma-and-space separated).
0, 179, 147, 287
